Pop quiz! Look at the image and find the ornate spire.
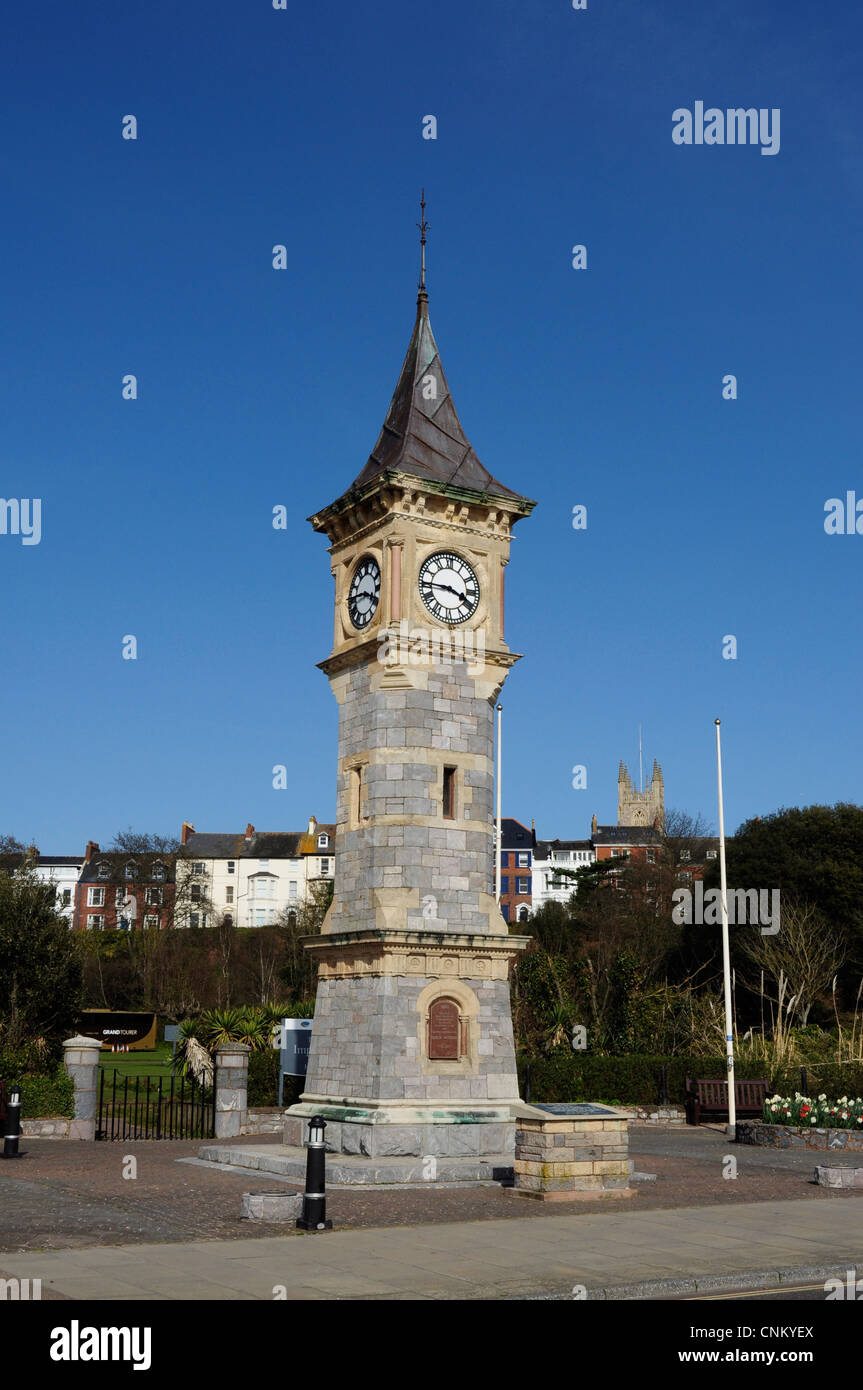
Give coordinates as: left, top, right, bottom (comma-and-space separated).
417, 189, 429, 301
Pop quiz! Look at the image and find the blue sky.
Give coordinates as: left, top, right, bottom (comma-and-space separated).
1, 1, 861, 850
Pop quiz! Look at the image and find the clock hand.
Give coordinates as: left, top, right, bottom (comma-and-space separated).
431, 580, 463, 598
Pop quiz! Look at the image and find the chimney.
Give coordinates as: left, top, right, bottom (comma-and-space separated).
590, 814, 597, 837
245, 823, 255, 841
181, 821, 195, 846
308, 815, 317, 835
84, 840, 99, 863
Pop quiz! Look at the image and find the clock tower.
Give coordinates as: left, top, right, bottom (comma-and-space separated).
284, 215, 536, 1172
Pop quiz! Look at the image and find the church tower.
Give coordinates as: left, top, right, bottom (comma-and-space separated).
284, 206, 536, 1168
617, 758, 665, 830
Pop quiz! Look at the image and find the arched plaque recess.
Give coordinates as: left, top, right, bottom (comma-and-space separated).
427, 996, 466, 1060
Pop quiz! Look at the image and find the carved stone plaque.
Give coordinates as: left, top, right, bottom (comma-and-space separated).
428, 998, 460, 1060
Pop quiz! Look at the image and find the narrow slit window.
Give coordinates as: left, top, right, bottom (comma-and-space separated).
442, 765, 456, 819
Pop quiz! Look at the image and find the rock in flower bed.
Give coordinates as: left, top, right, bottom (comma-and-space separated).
737, 1092, 863, 1150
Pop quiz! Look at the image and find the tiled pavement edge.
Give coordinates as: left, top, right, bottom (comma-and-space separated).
0, 1198, 860, 1301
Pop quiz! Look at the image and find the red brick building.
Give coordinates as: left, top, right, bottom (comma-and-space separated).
73, 842, 175, 931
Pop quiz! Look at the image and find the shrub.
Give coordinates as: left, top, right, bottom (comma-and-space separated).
518, 1053, 774, 1106
0, 1060, 75, 1118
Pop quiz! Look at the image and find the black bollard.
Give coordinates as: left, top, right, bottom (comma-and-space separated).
3, 1086, 22, 1159
296, 1115, 332, 1232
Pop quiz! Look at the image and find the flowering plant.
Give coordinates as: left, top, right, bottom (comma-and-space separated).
762, 1092, 863, 1130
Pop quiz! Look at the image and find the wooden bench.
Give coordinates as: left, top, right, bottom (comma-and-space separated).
684, 1076, 769, 1126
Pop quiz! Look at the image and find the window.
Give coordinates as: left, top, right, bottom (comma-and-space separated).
125, 862, 137, 880
516, 877, 529, 895
225, 886, 234, 904
500, 876, 509, 895
287, 910, 298, 927
191, 883, 202, 902
223, 913, 233, 927
500, 852, 509, 869
517, 852, 530, 868
145, 887, 161, 906
192, 862, 206, 875
679, 850, 691, 863
518, 906, 530, 923
59, 888, 71, 907
289, 881, 298, 900
442, 766, 456, 819
97, 862, 110, 880
87, 887, 105, 907
152, 863, 166, 882
144, 915, 159, 930
317, 833, 329, 848
646, 850, 656, 864
190, 912, 201, 928
227, 861, 235, 874
678, 871, 693, 883
319, 858, 331, 877
88, 914, 104, 930
706, 850, 717, 860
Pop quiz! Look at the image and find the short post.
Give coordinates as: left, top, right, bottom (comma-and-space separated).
214, 1042, 249, 1139
296, 1115, 332, 1232
2, 1085, 23, 1159
800, 1066, 808, 1097
63, 1035, 103, 1141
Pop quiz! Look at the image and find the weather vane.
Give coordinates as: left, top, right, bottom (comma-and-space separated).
417, 189, 429, 291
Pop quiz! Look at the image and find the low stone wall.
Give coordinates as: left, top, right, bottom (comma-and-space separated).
21, 1117, 71, 1139
242, 1108, 284, 1135
738, 1121, 863, 1152
513, 1104, 632, 1201
616, 1105, 686, 1125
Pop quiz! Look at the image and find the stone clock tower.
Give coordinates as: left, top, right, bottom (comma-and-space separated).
284, 222, 536, 1172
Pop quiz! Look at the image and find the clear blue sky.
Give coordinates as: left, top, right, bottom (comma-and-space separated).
2, 1, 861, 850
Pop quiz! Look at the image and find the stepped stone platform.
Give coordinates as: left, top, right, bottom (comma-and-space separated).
197, 1142, 514, 1187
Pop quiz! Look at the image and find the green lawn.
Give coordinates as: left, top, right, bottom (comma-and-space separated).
98, 1044, 173, 1078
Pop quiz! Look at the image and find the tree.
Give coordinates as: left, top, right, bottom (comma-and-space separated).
736, 896, 846, 1026
111, 828, 179, 854
0, 834, 25, 854
707, 803, 863, 987
277, 878, 333, 1002
0, 862, 83, 1062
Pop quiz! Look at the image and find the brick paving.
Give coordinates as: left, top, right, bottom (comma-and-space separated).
0, 1126, 860, 1256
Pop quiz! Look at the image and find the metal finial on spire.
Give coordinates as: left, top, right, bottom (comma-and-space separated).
417, 189, 429, 293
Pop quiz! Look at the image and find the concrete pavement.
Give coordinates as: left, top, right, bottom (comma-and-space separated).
2, 1197, 861, 1300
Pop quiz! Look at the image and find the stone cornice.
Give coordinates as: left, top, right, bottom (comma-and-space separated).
302, 929, 530, 981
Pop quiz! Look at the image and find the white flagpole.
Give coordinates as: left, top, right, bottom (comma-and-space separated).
715, 718, 736, 1137
495, 704, 503, 903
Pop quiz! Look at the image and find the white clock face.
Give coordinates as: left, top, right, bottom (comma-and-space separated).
418, 551, 480, 625
347, 556, 381, 630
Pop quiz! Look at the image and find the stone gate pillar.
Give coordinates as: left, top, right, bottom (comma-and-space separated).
62, 1035, 103, 1141
214, 1042, 249, 1139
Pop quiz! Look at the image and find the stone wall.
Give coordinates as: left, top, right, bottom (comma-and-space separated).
304, 971, 518, 1103
737, 1121, 863, 1151
513, 1109, 632, 1201
21, 1118, 71, 1139
328, 662, 497, 938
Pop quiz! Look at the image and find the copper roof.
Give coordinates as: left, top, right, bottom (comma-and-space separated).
347, 291, 531, 503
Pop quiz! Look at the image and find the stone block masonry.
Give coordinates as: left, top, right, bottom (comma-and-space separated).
512, 1109, 633, 1201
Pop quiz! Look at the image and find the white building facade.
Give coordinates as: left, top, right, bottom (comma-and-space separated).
177, 817, 334, 928
530, 839, 596, 910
